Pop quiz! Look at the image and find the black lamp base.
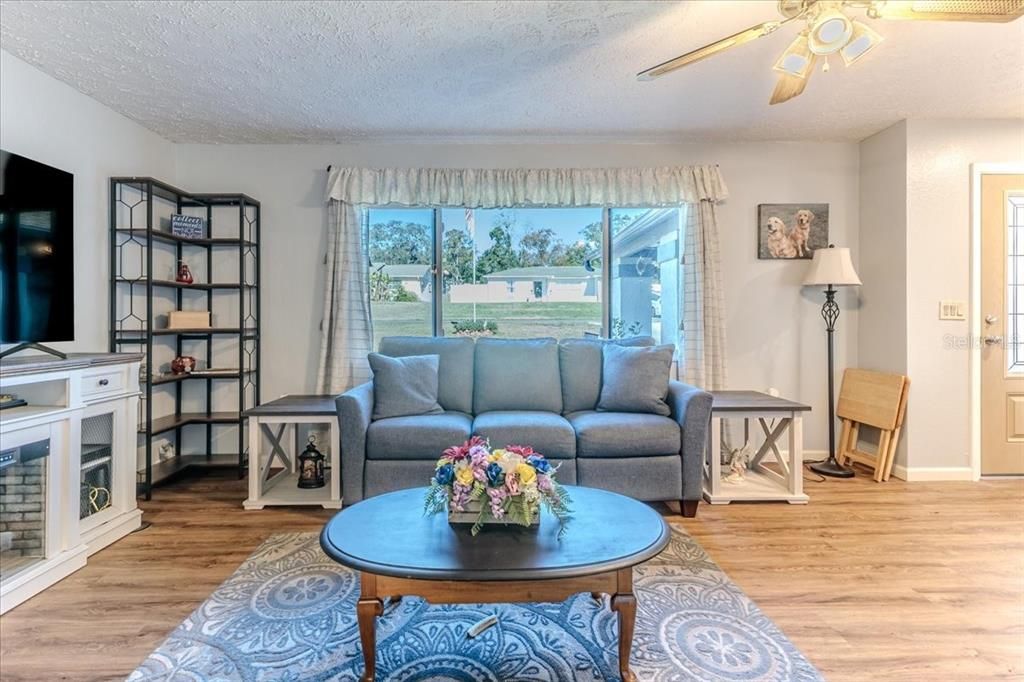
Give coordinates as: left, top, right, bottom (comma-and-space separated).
810, 457, 855, 478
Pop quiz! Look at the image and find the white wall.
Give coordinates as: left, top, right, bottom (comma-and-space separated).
175, 141, 860, 453
858, 121, 910, 465
904, 120, 1024, 470
0, 50, 176, 354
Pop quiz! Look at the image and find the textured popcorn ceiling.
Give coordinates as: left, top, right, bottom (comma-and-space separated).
1, 0, 1021, 143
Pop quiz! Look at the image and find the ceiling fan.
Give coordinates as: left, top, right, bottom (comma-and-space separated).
637, 0, 1024, 104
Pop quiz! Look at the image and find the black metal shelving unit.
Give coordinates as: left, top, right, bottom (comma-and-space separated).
109, 177, 261, 499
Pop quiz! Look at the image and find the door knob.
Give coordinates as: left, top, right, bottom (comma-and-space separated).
983, 335, 1003, 346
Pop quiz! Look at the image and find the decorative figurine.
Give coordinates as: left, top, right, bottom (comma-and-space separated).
158, 442, 175, 462
170, 356, 197, 375
723, 444, 753, 484
176, 260, 194, 284
297, 435, 326, 489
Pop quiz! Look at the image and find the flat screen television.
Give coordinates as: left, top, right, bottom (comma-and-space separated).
0, 150, 75, 349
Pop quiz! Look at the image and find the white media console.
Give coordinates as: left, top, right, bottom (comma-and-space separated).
0, 353, 143, 614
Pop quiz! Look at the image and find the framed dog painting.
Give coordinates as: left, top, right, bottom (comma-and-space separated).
757, 203, 829, 260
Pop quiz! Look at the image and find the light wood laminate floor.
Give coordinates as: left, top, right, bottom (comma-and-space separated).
0, 471, 1021, 681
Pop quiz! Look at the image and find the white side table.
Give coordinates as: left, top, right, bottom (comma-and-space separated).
703, 390, 811, 505
243, 394, 341, 510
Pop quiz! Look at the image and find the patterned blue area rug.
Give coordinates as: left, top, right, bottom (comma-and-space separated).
129, 530, 822, 681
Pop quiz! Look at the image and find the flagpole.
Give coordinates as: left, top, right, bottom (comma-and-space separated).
467, 208, 477, 323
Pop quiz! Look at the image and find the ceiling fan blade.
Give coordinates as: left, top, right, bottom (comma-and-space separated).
871, 0, 1024, 22
769, 57, 817, 105
638, 21, 782, 80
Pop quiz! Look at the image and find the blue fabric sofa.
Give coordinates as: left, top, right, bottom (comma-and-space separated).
335, 336, 712, 516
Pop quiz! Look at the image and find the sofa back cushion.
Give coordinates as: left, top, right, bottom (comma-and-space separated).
367, 352, 444, 420
474, 338, 562, 414
558, 336, 655, 414
597, 343, 675, 416
378, 336, 474, 413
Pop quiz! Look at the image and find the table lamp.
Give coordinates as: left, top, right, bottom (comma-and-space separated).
803, 245, 862, 478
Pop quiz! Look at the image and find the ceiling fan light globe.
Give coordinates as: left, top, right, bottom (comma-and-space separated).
773, 33, 815, 78
840, 20, 884, 65
808, 10, 854, 54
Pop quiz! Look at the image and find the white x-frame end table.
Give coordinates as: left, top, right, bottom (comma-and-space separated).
704, 390, 811, 505
243, 395, 342, 510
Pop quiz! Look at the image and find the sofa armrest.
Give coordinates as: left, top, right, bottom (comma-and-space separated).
336, 381, 373, 504
667, 380, 713, 513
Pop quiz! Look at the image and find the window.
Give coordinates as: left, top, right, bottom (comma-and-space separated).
440, 208, 604, 339
365, 208, 434, 349
364, 206, 686, 349
610, 208, 686, 348
1008, 193, 1024, 373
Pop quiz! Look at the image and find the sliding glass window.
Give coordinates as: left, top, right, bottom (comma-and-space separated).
365, 208, 434, 349
364, 206, 686, 349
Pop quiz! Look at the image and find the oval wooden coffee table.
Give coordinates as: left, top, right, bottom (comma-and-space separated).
320, 485, 670, 681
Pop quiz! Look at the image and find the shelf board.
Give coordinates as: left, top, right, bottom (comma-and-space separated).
246, 469, 338, 508
143, 453, 239, 486
150, 369, 251, 385
114, 328, 258, 343
142, 411, 243, 435
115, 228, 255, 248
115, 278, 253, 290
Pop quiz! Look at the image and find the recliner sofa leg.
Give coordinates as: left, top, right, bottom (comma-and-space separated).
680, 499, 698, 518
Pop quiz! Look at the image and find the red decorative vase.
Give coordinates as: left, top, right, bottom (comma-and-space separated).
176, 262, 194, 284
170, 356, 197, 375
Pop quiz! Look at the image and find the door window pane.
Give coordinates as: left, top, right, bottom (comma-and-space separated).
609, 208, 686, 348
1008, 194, 1024, 373
366, 208, 434, 349
440, 208, 603, 339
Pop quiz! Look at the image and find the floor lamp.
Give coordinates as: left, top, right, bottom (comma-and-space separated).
803, 245, 862, 478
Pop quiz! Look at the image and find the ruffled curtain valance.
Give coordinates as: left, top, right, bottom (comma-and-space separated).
325, 165, 728, 207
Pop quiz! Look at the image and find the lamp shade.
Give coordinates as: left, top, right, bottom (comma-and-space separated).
803, 246, 862, 286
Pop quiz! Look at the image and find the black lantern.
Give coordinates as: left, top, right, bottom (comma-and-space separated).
297, 435, 326, 489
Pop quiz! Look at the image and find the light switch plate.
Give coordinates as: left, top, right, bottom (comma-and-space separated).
939, 300, 967, 321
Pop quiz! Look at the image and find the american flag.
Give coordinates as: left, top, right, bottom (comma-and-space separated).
465, 208, 475, 239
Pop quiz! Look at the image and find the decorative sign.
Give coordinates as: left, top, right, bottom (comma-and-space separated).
170, 214, 205, 239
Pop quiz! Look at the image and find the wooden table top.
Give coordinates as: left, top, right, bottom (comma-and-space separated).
320, 486, 670, 581
710, 390, 811, 413
243, 394, 337, 417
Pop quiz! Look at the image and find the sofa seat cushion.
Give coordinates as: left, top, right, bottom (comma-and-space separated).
366, 411, 473, 460
568, 410, 680, 459
472, 411, 576, 459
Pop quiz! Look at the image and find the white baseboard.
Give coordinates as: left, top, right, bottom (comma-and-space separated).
889, 465, 974, 482
785, 451, 972, 482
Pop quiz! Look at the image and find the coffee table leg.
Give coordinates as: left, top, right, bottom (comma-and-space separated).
611, 568, 637, 682
357, 573, 383, 682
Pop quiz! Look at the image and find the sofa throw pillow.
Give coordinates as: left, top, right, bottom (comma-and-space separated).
368, 352, 445, 421
596, 343, 674, 416
559, 336, 656, 414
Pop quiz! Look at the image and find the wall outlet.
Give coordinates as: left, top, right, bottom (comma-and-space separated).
0, 531, 13, 552
939, 300, 966, 321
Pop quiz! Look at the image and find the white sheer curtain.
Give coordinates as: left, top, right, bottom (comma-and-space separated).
319, 165, 729, 393
682, 199, 728, 391
316, 200, 373, 393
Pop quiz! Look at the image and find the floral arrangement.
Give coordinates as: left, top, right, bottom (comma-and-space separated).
424, 437, 572, 536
